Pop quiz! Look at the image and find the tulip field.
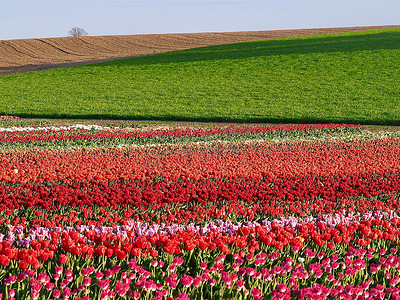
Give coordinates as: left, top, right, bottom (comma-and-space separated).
1, 119, 400, 299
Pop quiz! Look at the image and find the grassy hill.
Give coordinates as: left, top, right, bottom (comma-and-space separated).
1, 28, 399, 124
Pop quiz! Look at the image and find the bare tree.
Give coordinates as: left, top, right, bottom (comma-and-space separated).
68, 27, 88, 37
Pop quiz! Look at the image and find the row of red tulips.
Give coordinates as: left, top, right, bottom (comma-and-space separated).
3, 216, 400, 260
0, 174, 399, 222
1, 138, 398, 185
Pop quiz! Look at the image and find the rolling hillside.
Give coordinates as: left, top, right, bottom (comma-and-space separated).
0, 28, 399, 124
1, 25, 398, 75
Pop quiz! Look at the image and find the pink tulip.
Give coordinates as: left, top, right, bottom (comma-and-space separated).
98, 279, 111, 290
252, 287, 262, 296
62, 287, 71, 299
24, 270, 36, 278
208, 278, 216, 286
176, 293, 191, 300
193, 277, 202, 287
172, 257, 183, 266
4, 276, 16, 286
202, 273, 210, 281
53, 289, 61, 298
246, 267, 255, 276
180, 275, 194, 288
278, 284, 287, 293
8, 289, 15, 297
105, 269, 113, 278
245, 253, 254, 261
144, 280, 157, 291
115, 281, 130, 297
112, 265, 121, 274
269, 252, 279, 261
132, 291, 140, 299
200, 262, 207, 270
390, 276, 400, 287
38, 273, 50, 283
216, 254, 226, 263
151, 260, 158, 267
83, 277, 91, 287
17, 274, 25, 282
236, 280, 244, 290
31, 283, 43, 293
169, 264, 176, 272
81, 268, 88, 276
46, 282, 55, 291
100, 291, 109, 300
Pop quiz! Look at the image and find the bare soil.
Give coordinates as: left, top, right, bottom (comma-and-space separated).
1, 25, 399, 76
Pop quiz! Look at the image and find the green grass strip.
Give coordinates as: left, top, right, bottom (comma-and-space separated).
0, 29, 399, 124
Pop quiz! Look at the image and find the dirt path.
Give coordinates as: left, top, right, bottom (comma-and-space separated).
1, 25, 399, 76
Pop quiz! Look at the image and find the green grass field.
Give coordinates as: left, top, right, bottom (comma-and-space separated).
1, 29, 399, 124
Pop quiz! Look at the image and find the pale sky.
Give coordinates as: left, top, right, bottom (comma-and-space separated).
1, 0, 399, 40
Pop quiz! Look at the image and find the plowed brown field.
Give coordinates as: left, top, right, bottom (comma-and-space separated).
1, 25, 399, 75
